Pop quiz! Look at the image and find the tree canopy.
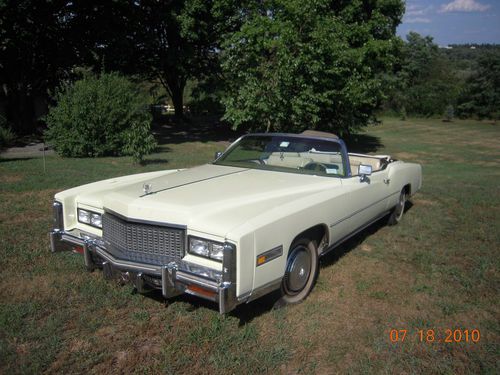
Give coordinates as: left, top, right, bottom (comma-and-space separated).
457, 51, 500, 120
1, 0, 498, 137
0, 0, 75, 133
387, 32, 458, 117
125, 0, 224, 117
221, 0, 405, 135
0, 0, 230, 129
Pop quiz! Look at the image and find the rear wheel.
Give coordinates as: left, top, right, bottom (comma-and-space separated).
279, 238, 319, 304
388, 189, 407, 225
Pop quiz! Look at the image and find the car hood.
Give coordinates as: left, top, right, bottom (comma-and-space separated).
77, 164, 341, 237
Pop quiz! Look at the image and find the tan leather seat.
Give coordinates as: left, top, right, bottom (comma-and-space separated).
349, 155, 382, 175
301, 152, 344, 175
267, 152, 313, 168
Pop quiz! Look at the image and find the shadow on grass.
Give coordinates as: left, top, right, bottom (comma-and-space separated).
319, 218, 387, 269
0, 157, 35, 163
154, 117, 384, 154
139, 158, 170, 166
153, 114, 244, 145
135, 285, 283, 325
321, 201, 414, 267
9, 133, 45, 148
343, 133, 384, 154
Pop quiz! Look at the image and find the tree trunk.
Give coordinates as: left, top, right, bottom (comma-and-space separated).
171, 85, 184, 118
163, 73, 186, 119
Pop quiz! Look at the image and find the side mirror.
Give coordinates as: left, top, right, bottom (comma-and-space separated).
359, 164, 372, 182
214, 151, 223, 161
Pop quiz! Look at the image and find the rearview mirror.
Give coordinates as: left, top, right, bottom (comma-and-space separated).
214, 151, 223, 160
359, 164, 372, 182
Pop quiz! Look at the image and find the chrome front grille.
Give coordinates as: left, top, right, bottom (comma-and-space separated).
102, 213, 185, 265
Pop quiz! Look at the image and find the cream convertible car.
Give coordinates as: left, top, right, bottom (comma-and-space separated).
50, 131, 422, 313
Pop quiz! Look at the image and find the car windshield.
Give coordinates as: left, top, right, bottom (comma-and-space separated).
214, 135, 346, 177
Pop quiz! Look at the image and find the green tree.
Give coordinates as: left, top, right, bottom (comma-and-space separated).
45, 73, 156, 163
220, 0, 404, 135
0, 0, 235, 131
389, 32, 460, 117
0, 0, 74, 133
120, 0, 236, 117
457, 51, 500, 120
64, 1, 141, 74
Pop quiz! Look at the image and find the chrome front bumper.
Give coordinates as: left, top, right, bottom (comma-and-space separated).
50, 229, 238, 314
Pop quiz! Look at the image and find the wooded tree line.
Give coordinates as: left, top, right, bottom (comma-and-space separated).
384, 33, 500, 120
1, 0, 498, 139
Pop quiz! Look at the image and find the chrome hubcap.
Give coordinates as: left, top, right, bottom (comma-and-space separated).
286, 247, 311, 292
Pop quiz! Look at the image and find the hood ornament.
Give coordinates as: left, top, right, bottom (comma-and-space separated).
143, 183, 153, 195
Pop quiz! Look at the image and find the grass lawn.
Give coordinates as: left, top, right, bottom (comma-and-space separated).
0, 118, 498, 374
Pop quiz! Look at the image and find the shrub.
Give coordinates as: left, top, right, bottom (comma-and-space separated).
443, 105, 454, 122
45, 73, 156, 163
400, 107, 407, 121
0, 115, 15, 148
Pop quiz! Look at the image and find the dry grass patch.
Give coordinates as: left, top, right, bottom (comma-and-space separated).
0, 173, 24, 183
413, 198, 437, 206
393, 152, 420, 160
471, 160, 500, 167
0, 275, 55, 303
360, 243, 373, 252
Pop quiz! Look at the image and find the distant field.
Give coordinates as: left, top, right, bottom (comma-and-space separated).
0, 118, 498, 374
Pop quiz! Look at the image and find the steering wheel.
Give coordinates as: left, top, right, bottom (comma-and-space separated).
303, 162, 328, 173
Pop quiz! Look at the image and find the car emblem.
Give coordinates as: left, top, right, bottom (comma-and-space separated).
143, 183, 152, 195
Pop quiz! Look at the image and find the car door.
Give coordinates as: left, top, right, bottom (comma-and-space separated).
329, 170, 391, 244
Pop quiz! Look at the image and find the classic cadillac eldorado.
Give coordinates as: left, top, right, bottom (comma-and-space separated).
50, 131, 422, 313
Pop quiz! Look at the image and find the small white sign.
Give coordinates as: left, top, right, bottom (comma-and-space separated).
326, 168, 338, 174
279, 141, 290, 148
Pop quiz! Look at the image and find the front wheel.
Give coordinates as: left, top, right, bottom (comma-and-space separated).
279, 238, 319, 305
388, 189, 407, 225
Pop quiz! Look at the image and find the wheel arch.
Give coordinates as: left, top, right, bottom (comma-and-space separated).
290, 223, 329, 255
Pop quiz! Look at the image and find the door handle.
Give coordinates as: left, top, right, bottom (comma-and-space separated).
384, 178, 390, 185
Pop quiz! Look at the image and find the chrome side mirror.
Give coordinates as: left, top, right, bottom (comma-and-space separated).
359, 164, 372, 182
214, 151, 223, 161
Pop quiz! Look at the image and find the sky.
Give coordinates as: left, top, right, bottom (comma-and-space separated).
397, 0, 500, 45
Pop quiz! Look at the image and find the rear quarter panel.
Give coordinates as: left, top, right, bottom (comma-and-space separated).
386, 161, 422, 207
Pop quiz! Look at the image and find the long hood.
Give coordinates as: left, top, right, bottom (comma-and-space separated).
76, 164, 341, 237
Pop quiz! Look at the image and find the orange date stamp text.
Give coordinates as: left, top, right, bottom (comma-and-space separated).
389, 329, 481, 343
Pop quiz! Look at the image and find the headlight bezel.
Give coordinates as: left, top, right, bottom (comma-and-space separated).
77, 208, 103, 229
188, 236, 225, 262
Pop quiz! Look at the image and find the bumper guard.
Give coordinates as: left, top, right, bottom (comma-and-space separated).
50, 229, 238, 314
